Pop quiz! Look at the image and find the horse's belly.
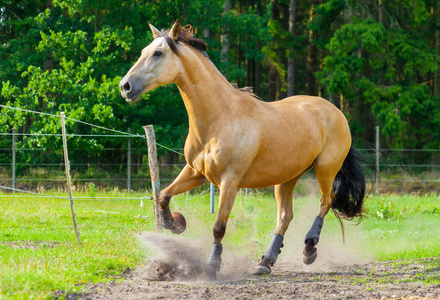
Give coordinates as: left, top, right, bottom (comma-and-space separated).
239, 154, 316, 188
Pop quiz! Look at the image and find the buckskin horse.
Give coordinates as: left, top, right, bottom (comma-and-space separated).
119, 21, 367, 276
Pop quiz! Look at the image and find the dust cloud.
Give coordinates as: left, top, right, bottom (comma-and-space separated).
276, 195, 372, 273
137, 231, 254, 282
137, 192, 372, 282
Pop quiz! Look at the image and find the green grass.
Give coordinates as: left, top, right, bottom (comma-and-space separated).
1, 190, 440, 299
360, 194, 440, 260
0, 190, 155, 299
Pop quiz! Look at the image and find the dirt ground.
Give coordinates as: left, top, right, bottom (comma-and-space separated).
61, 232, 440, 300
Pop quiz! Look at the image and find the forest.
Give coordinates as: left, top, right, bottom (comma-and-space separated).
1, 0, 439, 169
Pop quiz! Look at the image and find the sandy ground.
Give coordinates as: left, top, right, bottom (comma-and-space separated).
59, 232, 440, 300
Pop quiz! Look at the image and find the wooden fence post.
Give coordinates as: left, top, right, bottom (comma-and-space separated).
61, 112, 82, 245
143, 125, 163, 231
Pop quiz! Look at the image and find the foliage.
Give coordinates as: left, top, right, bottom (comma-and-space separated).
319, 17, 440, 148
1, 0, 439, 171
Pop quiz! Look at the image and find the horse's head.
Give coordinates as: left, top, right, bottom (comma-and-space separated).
119, 21, 184, 102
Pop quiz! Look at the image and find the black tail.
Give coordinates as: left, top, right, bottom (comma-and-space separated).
331, 146, 368, 220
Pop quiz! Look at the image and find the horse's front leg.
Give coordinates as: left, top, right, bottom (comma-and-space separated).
159, 164, 208, 231
206, 178, 239, 277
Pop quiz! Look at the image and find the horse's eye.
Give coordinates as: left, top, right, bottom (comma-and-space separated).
153, 50, 162, 57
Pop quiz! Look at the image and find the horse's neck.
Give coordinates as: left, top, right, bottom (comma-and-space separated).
175, 49, 237, 139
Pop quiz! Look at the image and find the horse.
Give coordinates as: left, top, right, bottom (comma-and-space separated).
119, 20, 367, 276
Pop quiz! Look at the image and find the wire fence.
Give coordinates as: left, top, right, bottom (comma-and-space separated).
1, 104, 439, 198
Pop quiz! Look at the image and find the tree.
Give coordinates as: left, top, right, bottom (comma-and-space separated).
1, 0, 439, 174
287, 0, 297, 96
318, 1, 440, 148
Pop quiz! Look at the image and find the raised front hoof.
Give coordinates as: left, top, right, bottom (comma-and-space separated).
253, 265, 271, 276
170, 212, 186, 234
303, 246, 317, 265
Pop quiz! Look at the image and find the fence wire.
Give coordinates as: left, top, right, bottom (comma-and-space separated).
1, 104, 439, 198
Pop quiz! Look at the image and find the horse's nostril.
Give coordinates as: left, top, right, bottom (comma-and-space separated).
122, 82, 131, 93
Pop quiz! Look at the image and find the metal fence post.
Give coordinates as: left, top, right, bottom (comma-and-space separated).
376, 126, 380, 195
12, 128, 16, 193
127, 128, 131, 194
210, 183, 215, 214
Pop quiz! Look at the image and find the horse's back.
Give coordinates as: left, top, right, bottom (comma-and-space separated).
238, 95, 351, 188
262, 95, 350, 140
272, 96, 345, 120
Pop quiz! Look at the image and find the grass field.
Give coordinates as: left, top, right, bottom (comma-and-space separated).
1, 188, 440, 299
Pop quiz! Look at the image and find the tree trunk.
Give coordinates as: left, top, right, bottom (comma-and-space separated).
43, 0, 55, 74
434, 0, 440, 95
307, 4, 318, 96
378, 0, 384, 25
268, 0, 280, 101
287, 0, 297, 96
268, 63, 278, 101
255, 60, 261, 96
277, 1, 289, 100
221, 1, 231, 65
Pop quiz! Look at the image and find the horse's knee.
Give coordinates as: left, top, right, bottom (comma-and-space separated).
213, 222, 226, 242
158, 193, 171, 209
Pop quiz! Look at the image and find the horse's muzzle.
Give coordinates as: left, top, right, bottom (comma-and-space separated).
119, 77, 142, 102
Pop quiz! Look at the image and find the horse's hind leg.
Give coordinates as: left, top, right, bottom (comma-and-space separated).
303, 160, 341, 265
254, 177, 298, 275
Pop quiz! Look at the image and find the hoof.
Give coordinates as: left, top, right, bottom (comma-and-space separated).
254, 256, 272, 276
253, 265, 271, 276
207, 259, 221, 272
205, 265, 217, 281
303, 246, 317, 265
207, 243, 222, 273
170, 212, 186, 234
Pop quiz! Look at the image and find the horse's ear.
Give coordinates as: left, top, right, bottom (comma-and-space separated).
169, 20, 181, 40
149, 23, 161, 39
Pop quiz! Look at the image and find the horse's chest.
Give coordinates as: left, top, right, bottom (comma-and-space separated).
187, 145, 223, 182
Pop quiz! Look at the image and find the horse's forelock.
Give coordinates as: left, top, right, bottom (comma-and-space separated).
157, 25, 259, 100
159, 26, 206, 57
